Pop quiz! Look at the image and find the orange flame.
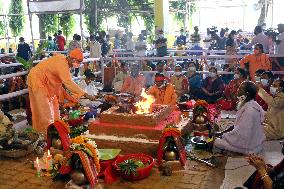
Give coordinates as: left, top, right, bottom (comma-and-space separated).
135, 88, 155, 114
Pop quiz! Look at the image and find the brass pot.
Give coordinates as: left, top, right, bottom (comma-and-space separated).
51, 138, 63, 150
70, 170, 87, 186
195, 115, 206, 124
164, 150, 177, 161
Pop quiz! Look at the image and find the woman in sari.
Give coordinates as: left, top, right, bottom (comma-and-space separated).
220, 68, 247, 110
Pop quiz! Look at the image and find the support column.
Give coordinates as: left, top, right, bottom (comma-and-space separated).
154, 0, 169, 33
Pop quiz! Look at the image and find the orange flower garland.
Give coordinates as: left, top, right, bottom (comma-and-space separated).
85, 143, 100, 172
71, 136, 100, 172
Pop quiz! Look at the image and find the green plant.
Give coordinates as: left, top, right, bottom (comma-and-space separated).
9, 0, 25, 36
118, 159, 141, 176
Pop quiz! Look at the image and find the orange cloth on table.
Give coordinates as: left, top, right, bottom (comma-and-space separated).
27, 54, 85, 134
147, 83, 177, 105
120, 74, 146, 96
239, 53, 271, 81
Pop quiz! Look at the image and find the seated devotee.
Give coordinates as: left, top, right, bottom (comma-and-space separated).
254, 69, 266, 83
155, 60, 170, 79
221, 64, 234, 85
112, 62, 129, 92
244, 148, 284, 189
239, 43, 271, 81
258, 79, 284, 140
199, 67, 225, 104
148, 73, 177, 106
222, 67, 247, 110
78, 72, 98, 96
185, 62, 203, 99
256, 71, 274, 111
170, 65, 189, 99
120, 63, 146, 96
213, 81, 265, 154
155, 29, 167, 57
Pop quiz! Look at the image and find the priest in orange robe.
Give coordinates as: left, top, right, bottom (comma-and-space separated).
27, 48, 96, 134
147, 73, 177, 106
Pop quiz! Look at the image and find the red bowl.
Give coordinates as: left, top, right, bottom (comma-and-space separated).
113, 154, 155, 181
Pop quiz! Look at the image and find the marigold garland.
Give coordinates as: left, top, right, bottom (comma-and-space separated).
71, 136, 100, 172
85, 143, 100, 172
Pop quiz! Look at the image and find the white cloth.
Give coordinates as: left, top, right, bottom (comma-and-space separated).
89, 41, 102, 58
214, 100, 266, 154
78, 80, 98, 96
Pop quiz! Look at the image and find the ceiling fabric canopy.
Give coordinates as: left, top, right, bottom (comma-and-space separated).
184, 0, 260, 8
28, 0, 85, 14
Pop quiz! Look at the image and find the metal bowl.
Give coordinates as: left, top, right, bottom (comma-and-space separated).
191, 136, 208, 149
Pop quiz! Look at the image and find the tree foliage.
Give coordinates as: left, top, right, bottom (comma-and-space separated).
84, 0, 154, 32
59, 14, 75, 40
9, 0, 25, 36
0, 2, 5, 37
38, 14, 58, 38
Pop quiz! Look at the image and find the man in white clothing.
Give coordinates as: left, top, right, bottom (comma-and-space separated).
213, 81, 265, 154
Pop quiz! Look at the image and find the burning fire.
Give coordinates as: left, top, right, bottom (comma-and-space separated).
135, 88, 155, 114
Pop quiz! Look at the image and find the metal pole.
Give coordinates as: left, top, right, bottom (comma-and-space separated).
27, 1, 35, 52
80, 12, 84, 49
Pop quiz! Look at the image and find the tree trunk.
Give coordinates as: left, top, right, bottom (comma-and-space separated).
258, 0, 269, 26
38, 16, 46, 40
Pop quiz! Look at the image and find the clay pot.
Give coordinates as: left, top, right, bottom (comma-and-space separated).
164, 150, 177, 161
195, 115, 206, 124
52, 138, 63, 150
70, 170, 87, 186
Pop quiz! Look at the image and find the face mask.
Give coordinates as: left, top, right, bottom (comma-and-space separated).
236, 95, 246, 110
209, 72, 216, 77
261, 79, 269, 87
270, 87, 277, 96
188, 67, 196, 72
255, 76, 261, 82
158, 34, 164, 38
175, 72, 182, 76
234, 74, 240, 79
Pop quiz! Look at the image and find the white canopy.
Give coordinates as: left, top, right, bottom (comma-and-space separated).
28, 0, 85, 14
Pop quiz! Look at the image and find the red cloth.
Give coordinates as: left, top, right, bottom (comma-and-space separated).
46, 120, 71, 151
57, 35, 65, 51
157, 130, 186, 166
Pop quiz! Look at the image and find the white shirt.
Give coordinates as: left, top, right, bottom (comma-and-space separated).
78, 80, 98, 96
89, 41, 102, 58
250, 32, 270, 53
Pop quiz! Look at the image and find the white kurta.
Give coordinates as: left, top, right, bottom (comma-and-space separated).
214, 100, 266, 154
